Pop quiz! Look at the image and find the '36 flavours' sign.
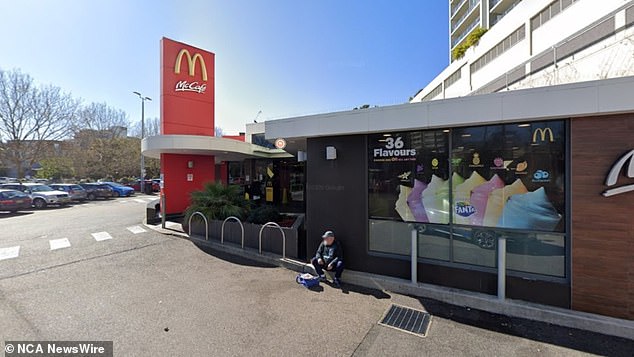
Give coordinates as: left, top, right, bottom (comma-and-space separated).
373, 136, 417, 161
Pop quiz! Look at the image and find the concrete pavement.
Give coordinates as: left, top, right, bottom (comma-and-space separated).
1, 198, 632, 356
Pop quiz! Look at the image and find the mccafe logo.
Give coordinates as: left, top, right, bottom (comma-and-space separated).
174, 49, 208, 94
603, 149, 634, 197
175, 80, 206, 94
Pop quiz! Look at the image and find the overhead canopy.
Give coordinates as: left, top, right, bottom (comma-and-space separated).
141, 134, 293, 162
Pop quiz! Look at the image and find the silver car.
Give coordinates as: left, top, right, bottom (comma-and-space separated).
50, 184, 88, 201
0, 183, 71, 209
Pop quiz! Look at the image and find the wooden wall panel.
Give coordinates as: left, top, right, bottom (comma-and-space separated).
571, 114, 634, 320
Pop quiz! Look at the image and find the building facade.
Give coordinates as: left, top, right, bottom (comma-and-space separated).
143, 34, 634, 322
417, 0, 634, 102
265, 77, 634, 321
450, 0, 522, 60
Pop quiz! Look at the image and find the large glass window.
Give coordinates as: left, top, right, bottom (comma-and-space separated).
368, 130, 450, 223
451, 121, 565, 233
367, 120, 567, 278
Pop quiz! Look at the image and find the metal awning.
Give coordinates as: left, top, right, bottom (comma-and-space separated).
141, 134, 293, 162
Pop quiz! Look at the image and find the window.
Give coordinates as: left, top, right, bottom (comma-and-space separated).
368, 130, 450, 258
366, 120, 568, 278
549, 1, 561, 18
451, 121, 566, 233
531, 15, 541, 30
369, 130, 450, 223
421, 83, 443, 102
531, 0, 577, 31
471, 26, 525, 74
444, 67, 463, 89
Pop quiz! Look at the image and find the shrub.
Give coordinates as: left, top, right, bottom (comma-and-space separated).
184, 182, 250, 223
451, 27, 488, 61
246, 205, 281, 225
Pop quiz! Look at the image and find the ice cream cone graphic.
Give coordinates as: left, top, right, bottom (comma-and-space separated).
483, 179, 528, 227
422, 173, 464, 224
453, 171, 486, 224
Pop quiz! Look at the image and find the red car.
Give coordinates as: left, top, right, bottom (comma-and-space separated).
0, 189, 32, 213
127, 180, 160, 192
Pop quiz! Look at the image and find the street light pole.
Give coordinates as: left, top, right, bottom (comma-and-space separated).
133, 91, 152, 194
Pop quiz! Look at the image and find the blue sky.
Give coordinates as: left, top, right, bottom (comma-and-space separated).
0, 0, 448, 134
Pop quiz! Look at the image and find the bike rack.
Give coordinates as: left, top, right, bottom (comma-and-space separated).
221, 216, 245, 248
258, 222, 286, 259
188, 211, 209, 241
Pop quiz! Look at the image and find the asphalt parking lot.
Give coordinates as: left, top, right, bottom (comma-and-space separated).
0, 198, 632, 356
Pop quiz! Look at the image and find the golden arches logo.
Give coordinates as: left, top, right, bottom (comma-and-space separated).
174, 49, 208, 81
532, 128, 554, 143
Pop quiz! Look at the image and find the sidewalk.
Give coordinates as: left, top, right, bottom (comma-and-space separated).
146, 222, 634, 355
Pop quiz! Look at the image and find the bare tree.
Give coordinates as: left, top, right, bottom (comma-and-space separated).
130, 117, 160, 138
75, 102, 130, 138
0, 69, 79, 178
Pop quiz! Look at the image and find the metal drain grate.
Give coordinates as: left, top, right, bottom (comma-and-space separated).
379, 304, 432, 337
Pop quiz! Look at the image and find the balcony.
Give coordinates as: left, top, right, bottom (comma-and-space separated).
452, 16, 480, 48
490, 0, 522, 26
451, 1, 480, 33
451, 0, 470, 18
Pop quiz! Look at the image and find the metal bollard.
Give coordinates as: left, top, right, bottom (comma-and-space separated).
497, 236, 506, 300
411, 229, 418, 285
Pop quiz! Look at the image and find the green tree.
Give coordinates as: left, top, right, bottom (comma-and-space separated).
36, 157, 74, 180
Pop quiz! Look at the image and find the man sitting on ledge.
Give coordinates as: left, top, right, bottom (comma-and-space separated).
311, 230, 344, 287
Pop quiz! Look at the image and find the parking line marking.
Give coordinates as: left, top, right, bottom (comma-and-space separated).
49, 238, 71, 251
126, 226, 147, 234
0, 246, 20, 261
91, 232, 113, 241
133, 199, 146, 203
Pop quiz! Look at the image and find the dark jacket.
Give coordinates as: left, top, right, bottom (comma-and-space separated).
315, 240, 343, 266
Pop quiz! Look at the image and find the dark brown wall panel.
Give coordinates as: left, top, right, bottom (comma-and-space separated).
571, 114, 634, 320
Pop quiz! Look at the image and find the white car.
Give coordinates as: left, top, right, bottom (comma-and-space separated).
0, 183, 70, 209
0, 177, 17, 184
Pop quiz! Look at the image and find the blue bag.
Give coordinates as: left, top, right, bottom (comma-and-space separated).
296, 273, 320, 288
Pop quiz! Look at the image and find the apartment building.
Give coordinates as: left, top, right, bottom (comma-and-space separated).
450, 0, 523, 60
416, 0, 634, 102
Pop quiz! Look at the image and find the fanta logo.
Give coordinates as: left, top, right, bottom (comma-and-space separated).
455, 202, 476, 217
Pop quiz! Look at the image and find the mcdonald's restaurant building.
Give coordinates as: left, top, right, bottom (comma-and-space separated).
264, 76, 634, 321
142, 38, 633, 321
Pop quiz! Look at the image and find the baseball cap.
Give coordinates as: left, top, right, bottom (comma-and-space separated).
322, 230, 334, 239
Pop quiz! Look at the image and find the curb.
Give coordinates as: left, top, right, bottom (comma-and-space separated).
151, 226, 634, 341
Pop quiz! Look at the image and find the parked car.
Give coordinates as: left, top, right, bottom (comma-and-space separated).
100, 182, 135, 197
127, 180, 159, 193
0, 177, 18, 184
50, 184, 88, 201
80, 183, 114, 200
0, 189, 32, 213
0, 183, 70, 209
152, 179, 162, 191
